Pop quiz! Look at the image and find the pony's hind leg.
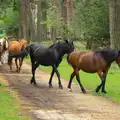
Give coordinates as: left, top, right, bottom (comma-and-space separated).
68, 71, 75, 91
18, 58, 24, 73
49, 68, 55, 88
53, 65, 63, 89
96, 71, 108, 93
75, 68, 86, 93
15, 58, 19, 71
31, 62, 39, 85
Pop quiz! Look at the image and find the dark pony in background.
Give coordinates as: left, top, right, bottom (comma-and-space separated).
8, 39, 28, 72
67, 48, 120, 93
27, 40, 74, 89
0, 37, 9, 65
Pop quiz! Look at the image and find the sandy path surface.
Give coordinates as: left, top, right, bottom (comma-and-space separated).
0, 62, 120, 120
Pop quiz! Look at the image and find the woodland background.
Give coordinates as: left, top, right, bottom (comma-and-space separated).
0, 0, 119, 50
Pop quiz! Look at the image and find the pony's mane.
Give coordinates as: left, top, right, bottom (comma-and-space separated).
95, 48, 118, 64
49, 42, 60, 48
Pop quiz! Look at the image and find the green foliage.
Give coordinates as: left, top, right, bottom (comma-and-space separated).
73, 0, 109, 40
41, 2, 73, 39
3, 8, 19, 35
0, 0, 19, 35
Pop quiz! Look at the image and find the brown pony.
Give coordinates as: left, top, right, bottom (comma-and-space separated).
67, 48, 120, 93
8, 39, 28, 72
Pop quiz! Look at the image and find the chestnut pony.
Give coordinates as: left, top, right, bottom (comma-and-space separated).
8, 39, 28, 72
67, 48, 120, 93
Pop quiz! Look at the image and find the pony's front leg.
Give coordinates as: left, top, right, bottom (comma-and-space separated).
53, 65, 63, 89
31, 62, 39, 85
75, 68, 86, 93
101, 68, 109, 93
49, 68, 55, 88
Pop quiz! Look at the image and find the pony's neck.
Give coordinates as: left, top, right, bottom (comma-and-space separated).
55, 46, 67, 58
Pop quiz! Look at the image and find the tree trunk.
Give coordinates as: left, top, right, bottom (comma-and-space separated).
19, 0, 28, 40
61, 0, 68, 40
27, 0, 36, 41
41, 1, 47, 41
109, 0, 120, 49
51, 0, 57, 43
86, 39, 92, 49
67, 0, 74, 25
36, 0, 42, 42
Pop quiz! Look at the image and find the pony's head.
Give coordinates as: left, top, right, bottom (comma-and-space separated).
19, 39, 28, 50
0, 37, 9, 52
55, 39, 74, 54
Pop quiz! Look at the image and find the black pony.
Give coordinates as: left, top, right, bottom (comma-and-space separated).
28, 40, 74, 89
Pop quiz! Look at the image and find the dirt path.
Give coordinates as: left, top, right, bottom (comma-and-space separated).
0, 62, 120, 120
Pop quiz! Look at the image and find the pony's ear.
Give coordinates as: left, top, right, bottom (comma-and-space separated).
64, 39, 69, 43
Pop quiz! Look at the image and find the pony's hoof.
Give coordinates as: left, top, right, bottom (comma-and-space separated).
82, 90, 86, 94
68, 88, 73, 92
49, 84, 53, 88
82, 89, 86, 94
59, 85, 63, 89
95, 88, 99, 93
30, 79, 33, 84
102, 90, 107, 94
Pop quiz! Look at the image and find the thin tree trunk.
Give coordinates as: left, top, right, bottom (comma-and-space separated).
109, 0, 120, 49
41, 1, 47, 41
61, 0, 68, 40
51, 0, 57, 43
36, 0, 42, 42
27, 0, 36, 41
19, 0, 28, 40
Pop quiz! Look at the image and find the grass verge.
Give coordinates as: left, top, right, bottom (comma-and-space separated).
0, 79, 31, 120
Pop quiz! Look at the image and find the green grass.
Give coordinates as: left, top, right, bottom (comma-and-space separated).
0, 33, 6, 38
0, 83, 31, 120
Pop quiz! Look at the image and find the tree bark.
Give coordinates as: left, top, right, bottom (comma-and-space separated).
61, 0, 68, 40
41, 1, 47, 41
51, 0, 57, 43
109, 0, 120, 49
36, 0, 42, 42
19, 0, 28, 40
27, 0, 36, 41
